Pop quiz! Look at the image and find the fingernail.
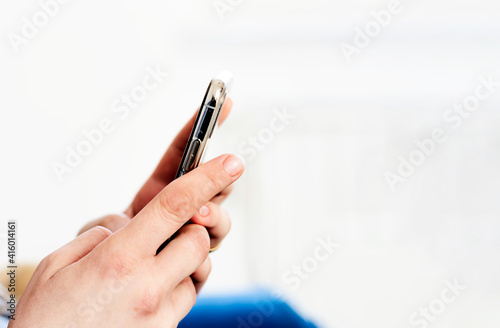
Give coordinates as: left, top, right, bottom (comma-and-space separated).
223, 155, 244, 176
199, 205, 210, 217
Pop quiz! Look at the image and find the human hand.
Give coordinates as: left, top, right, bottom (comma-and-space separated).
79, 98, 236, 250
11, 153, 244, 328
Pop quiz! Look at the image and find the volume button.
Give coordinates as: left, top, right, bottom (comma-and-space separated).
182, 139, 201, 172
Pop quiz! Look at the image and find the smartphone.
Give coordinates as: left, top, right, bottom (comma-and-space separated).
156, 72, 232, 254
175, 71, 233, 179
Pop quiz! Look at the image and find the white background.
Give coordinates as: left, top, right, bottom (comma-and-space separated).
1, 0, 500, 327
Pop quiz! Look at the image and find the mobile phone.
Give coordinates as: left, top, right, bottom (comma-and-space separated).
175, 71, 233, 179
156, 72, 232, 254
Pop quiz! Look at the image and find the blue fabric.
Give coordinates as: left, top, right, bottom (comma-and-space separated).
179, 290, 317, 328
0, 316, 8, 327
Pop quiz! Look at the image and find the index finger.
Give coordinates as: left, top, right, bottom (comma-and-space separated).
115, 154, 244, 257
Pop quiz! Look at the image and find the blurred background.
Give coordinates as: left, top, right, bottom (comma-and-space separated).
1, 0, 500, 327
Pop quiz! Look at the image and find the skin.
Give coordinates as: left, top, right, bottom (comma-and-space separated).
79, 98, 236, 249
10, 99, 244, 328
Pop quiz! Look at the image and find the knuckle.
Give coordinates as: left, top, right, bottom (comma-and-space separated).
101, 215, 122, 230
183, 225, 210, 258
100, 244, 136, 279
215, 206, 231, 234
205, 258, 212, 277
158, 188, 194, 223
133, 287, 164, 317
204, 170, 224, 196
39, 252, 58, 270
180, 277, 197, 308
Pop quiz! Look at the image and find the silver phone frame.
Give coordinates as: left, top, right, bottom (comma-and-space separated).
175, 77, 230, 178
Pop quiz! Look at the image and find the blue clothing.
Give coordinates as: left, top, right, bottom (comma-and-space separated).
180, 290, 317, 328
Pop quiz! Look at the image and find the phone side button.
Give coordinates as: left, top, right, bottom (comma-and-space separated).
182, 139, 201, 172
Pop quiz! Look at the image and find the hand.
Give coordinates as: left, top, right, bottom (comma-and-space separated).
11, 153, 245, 327
79, 98, 236, 250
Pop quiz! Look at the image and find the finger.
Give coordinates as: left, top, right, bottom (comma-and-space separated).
77, 213, 131, 235
154, 224, 210, 290
152, 97, 233, 183
126, 98, 233, 217
168, 277, 197, 322
39, 227, 112, 279
191, 202, 231, 249
118, 154, 244, 256
191, 257, 212, 293
210, 184, 234, 205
